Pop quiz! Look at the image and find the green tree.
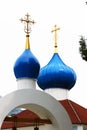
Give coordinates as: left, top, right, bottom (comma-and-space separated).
79, 36, 87, 61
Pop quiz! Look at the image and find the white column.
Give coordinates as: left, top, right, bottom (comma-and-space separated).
45, 88, 69, 100
17, 78, 36, 89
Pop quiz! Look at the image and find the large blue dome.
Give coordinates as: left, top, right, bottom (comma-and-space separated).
37, 53, 76, 90
14, 49, 40, 79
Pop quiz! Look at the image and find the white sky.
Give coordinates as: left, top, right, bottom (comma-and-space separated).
0, 0, 87, 107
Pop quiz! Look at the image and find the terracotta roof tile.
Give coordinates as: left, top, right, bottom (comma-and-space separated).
1, 110, 51, 129
59, 99, 87, 124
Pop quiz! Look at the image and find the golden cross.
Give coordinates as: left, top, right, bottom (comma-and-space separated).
51, 25, 60, 49
20, 13, 35, 35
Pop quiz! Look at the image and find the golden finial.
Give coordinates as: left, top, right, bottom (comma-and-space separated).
51, 25, 60, 53
20, 13, 35, 49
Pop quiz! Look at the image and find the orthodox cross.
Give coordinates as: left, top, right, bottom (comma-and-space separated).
20, 13, 35, 35
51, 25, 60, 49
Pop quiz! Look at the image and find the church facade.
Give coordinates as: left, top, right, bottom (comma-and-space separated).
0, 13, 87, 130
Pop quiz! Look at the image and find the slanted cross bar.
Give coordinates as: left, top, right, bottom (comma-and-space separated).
20, 13, 35, 34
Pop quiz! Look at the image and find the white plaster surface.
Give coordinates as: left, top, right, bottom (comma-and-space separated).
45, 88, 69, 100
17, 78, 36, 89
0, 89, 72, 130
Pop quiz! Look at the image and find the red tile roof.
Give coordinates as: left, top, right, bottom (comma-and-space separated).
1, 110, 51, 129
59, 99, 87, 124
1, 99, 87, 129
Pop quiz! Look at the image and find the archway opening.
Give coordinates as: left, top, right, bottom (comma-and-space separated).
1, 104, 53, 130
0, 89, 72, 130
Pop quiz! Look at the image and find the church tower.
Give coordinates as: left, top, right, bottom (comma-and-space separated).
13, 13, 40, 89
37, 25, 76, 100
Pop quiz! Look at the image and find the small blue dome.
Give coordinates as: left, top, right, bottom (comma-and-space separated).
37, 53, 76, 90
14, 49, 40, 79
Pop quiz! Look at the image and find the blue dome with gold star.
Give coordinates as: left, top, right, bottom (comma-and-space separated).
37, 25, 76, 90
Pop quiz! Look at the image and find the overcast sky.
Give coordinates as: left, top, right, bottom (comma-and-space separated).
0, 0, 87, 107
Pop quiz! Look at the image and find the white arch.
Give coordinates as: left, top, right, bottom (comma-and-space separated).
0, 89, 72, 130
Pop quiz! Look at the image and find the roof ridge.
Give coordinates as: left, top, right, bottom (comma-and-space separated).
67, 100, 81, 123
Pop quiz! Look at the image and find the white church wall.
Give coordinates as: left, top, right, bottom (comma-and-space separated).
45, 88, 69, 100
77, 125, 83, 130
73, 125, 84, 130
2, 124, 56, 130
17, 78, 36, 89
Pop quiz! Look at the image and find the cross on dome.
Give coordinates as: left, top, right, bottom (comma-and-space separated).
51, 25, 60, 53
20, 13, 35, 49
20, 13, 35, 35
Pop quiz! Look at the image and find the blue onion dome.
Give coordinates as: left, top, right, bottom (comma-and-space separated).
14, 48, 40, 79
13, 13, 40, 79
37, 25, 76, 90
37, 53, 76, 90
